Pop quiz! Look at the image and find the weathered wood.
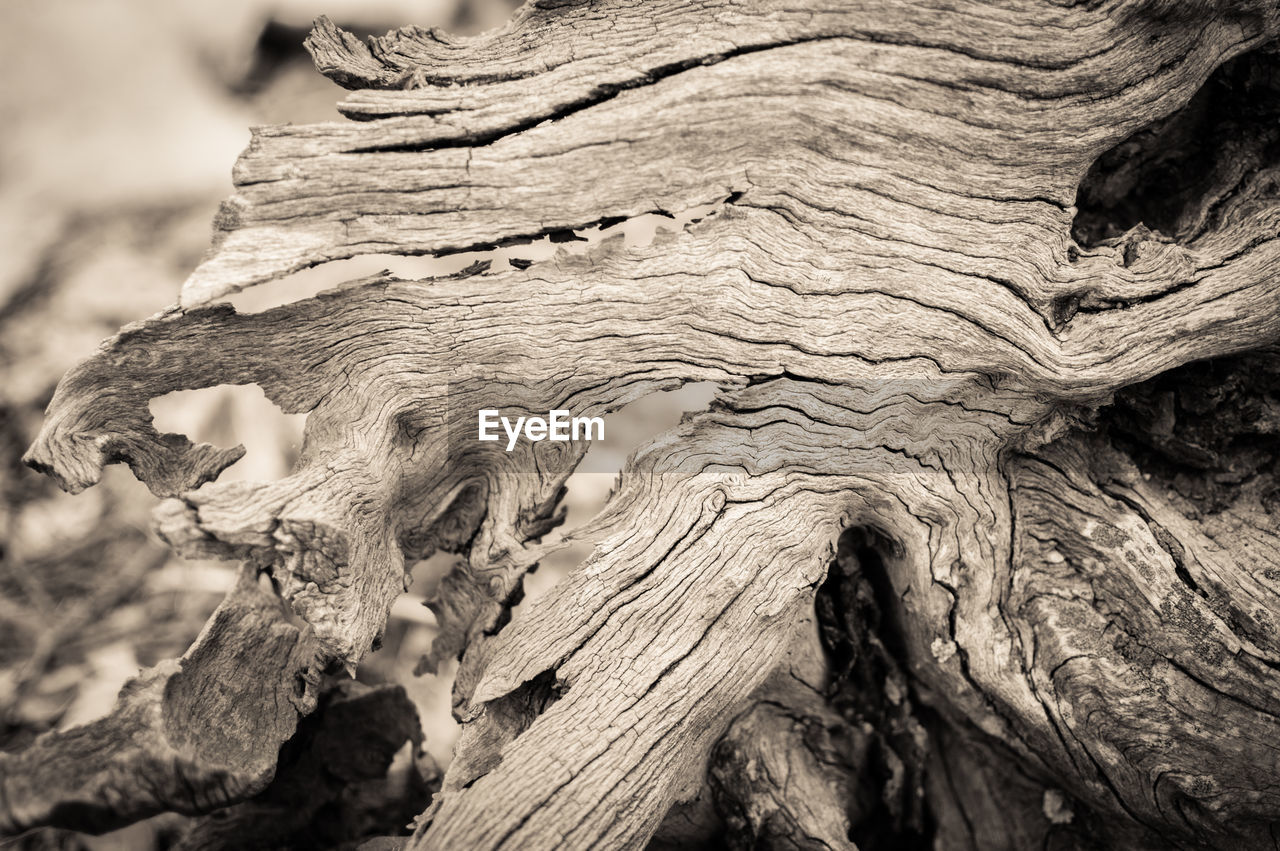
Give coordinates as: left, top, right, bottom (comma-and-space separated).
703, 616, 860, 851
172, 680, 434, 850
8, 0, 1280, 848
0, 566, 320, 835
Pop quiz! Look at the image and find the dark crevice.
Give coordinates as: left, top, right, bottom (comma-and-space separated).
803, 523, 1117, 849
1099, 349, 1280, 515
813, 525, 931, 851
502, 668, 567, 720
442, 668, 568, 798
1078, 350, 1280, 668
1073, 44, 1280, 249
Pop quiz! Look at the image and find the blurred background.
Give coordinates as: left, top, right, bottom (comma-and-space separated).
0, 1, 718, 847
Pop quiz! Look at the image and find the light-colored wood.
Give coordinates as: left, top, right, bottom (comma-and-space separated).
9, 0, 1280, 847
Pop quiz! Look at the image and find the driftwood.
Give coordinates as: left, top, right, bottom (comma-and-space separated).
6, 0, 1280, 848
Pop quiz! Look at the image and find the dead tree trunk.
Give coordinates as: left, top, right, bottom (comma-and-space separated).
5, 1, 1280, 848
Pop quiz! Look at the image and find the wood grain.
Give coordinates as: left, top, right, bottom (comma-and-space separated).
10, 0, 1280, 847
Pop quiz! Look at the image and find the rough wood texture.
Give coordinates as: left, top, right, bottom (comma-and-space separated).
0, 566, 321, 835
704, 616, 861, 851
9, 0, 1280, 848
172, 680, 435, 850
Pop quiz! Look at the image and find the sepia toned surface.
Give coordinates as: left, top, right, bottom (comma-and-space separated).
4, 1, 1280, 849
